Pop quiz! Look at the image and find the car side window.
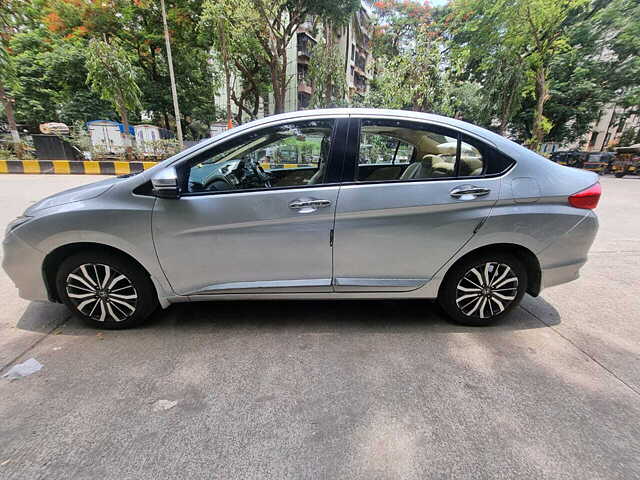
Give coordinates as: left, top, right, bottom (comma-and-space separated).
458, 140, 485, 177
356, 119, 458, 182
185, 119, 335, 194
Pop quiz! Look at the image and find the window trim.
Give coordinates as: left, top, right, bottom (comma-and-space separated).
177, 117, 349, 198
341, 117, 515, 185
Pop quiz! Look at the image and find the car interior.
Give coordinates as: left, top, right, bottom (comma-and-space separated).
357, 125, 484, 182
187, 124, 333, 193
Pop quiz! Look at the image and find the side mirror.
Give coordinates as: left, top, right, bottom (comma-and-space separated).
151, 167, 181, 199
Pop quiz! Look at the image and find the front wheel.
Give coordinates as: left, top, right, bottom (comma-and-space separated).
56, 251, 158, 329
438, 253, 527, 326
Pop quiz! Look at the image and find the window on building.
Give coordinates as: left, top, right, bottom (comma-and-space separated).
298, 92, 311, 109
589, 132, 599, 147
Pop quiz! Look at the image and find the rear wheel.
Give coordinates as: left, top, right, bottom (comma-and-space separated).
56, 251, 158, 329
438, 253, 527, 326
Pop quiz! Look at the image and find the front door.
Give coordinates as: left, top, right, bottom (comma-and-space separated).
152, 117, 346, 296
333, 117, 505, 292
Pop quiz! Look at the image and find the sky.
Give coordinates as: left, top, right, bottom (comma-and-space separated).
430, 0, 449, 6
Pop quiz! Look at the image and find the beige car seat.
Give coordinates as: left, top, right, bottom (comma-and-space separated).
460, 156, 483, 176
400, 154, 455, 180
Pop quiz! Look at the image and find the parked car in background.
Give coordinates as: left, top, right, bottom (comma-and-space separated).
3, 109, 601, 329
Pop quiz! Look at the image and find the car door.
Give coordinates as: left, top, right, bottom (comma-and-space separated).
332, 116, 510, 292
152, 116, 347, 296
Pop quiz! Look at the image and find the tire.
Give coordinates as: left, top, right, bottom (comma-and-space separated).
438, 253, 527, 327
614, 172, 625, 178
56, 251, 158, 329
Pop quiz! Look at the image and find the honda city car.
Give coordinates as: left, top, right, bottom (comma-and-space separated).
3, 109, 601, 328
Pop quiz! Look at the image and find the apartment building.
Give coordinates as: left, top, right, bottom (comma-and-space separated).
541, 105, 640, 154
211, 1, 373, 131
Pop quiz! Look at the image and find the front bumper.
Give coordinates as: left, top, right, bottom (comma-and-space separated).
2, 231, 49, 302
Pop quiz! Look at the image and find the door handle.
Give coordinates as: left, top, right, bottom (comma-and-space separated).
289, 198, 332, 212
450, 186, 491, 199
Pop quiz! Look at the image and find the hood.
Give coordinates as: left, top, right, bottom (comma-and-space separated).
25, 176, 121, 215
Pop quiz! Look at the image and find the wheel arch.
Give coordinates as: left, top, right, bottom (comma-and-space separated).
42, 242, 157, 303
439, 243, 542, 297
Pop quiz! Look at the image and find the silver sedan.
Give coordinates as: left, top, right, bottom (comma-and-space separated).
2, 109, 600, 328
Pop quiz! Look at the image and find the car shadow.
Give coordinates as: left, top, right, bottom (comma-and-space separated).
16, 295, 561, 336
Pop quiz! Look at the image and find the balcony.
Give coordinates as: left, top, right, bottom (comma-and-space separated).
298, 81, 313, 95
354, 72, 367, 94
297, 31, 316, 59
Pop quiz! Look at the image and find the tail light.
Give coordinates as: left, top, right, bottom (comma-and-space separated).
569, 182, 601, 209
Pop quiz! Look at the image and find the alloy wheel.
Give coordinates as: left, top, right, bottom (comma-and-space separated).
455, 262, 519, 319
65, 263, 138, 322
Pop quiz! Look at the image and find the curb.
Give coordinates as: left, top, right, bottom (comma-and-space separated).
0, 160, 159, 175
0, 160, 315, 175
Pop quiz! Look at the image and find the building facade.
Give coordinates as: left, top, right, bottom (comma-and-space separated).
212, 1, 373, 130
540, 105, 640, 155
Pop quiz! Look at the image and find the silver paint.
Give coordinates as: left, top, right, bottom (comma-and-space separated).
2, 108, 599, 311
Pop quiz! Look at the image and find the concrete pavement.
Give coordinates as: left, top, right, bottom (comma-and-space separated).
0, 175, 639, 479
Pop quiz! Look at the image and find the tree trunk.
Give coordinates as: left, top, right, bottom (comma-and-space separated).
116, 98, 132, 149
530, 66, 549, 151
323, 22, 333, 105
271, 45, 288, 114
498, 88, 516, 136
271, 59, 286, 114
0, 80, 22, 158
224, 64, 232, 128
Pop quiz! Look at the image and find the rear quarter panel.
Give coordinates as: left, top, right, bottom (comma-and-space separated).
413, 147, 598, 298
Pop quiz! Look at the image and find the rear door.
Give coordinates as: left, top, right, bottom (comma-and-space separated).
332, 116, 509, 292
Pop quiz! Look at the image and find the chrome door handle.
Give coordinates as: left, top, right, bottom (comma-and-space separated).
289, 198, 332, 211
450, 186, 491, 199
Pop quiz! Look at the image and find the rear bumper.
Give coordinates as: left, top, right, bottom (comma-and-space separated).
2, 231, 49, 302
538, 210, 598, 290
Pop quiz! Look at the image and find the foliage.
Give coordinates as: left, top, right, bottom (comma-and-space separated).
200, 0, 269, 123
448, 0, 593, 149
86, 37, 142, 143
617, 128, 639, 148
1, 0, 638, 154
371, 0, 433, 58
44, 0, 221, 139
308, 40, 347, 108
361, 28, 454, 116
246, 0, 360, 113
8, 29, 114, 128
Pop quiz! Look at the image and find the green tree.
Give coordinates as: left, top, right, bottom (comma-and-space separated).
370, 0, 433, 58
449, 0, 591, 149
0, 0, 32, 155
200, 0, 269, 125
85, 38, 141, 146
8, 29, 113, 129
45, 0, 220, 139
248, 0, 360, 113
361, 27, 454, 116
308, 35, 347, 108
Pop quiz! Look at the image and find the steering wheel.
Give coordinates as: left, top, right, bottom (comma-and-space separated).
254, 160, 272, 188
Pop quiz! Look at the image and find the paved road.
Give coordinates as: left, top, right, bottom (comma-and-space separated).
0, 175, 639, 479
